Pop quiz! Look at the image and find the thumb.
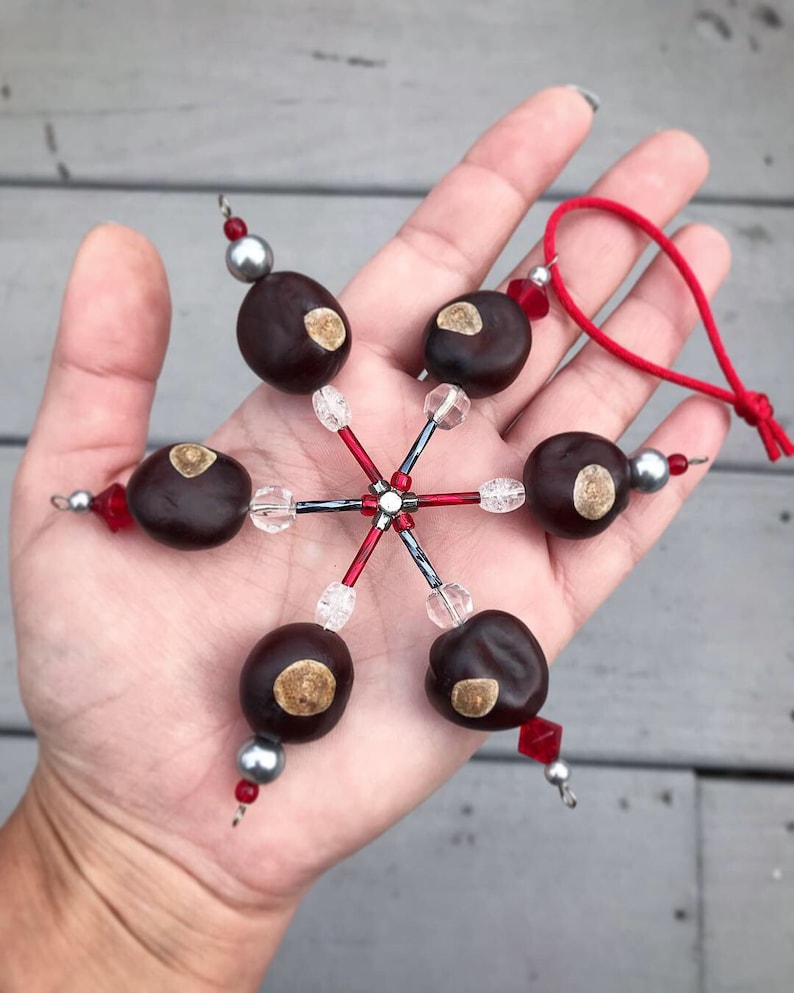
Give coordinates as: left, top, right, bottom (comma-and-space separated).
16, 223, 171, 522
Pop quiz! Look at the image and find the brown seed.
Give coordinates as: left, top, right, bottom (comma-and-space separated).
169, 443, 218, 478
436, 301, 483, 336
273, 659, 337, 716
450, 678, 500, 718
304, 307, 347, 352
573, 464, 616, 520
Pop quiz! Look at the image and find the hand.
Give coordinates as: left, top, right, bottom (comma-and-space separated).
4, 87, 730, 991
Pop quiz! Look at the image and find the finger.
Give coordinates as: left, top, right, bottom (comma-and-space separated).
481, 129, 710, 431
506, 222, 732, 454
545, 396, 731, 647
339, 86, 595, 372
23, 224, 171, 484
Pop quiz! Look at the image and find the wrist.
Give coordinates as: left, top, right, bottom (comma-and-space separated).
0, 763, 299, 993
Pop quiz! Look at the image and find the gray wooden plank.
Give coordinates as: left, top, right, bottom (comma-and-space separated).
1, 0, 792, 198
1, 189, 792, 468
701, 778, 794, 993
484, 468, 794, 770
0, 742, 698, 990
1, 451, 792, 767
266, 763, 699, 993
0, 453, 23, 728
0, 736, 36, 823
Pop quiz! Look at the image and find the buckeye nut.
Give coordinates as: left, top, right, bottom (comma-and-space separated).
425, 610, 548, 731
126, 443, 252, 550
240, 622, 354, 743
237, 271, 352, 394
523, 431, 631, 539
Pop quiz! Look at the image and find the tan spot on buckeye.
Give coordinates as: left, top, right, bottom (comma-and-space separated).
169, 443, 217, 478
304, 307, 347, 352
274, 659, 336, 716
436, 301, 483, 336
451, 678, 499, 718
573, 464, 616, 520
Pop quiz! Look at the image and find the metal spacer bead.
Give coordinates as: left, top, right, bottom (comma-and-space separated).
51, 489, 94, 513
226, 235, 274, 283
401, 492, 419, 512
545, 758, 577, 808
528, 264, 552, 288
236, 736, 286, 785
629, 448, 670, 494
545, 758, 571, 786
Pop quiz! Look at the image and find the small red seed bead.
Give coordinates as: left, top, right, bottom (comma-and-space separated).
360, 494, 379, 517
235, 780, 259, 805
394, 512, 415, 532
390, 471, 412, 491
667, 453, 689, 476
224, 217, 248, 241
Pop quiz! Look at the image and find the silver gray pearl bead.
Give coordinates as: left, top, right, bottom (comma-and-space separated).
236, 736, 286, 784
225, 235, 274, 283
528, 264, 552, 287
68, 489, 94, 514
544, 759, 571, 787
629, 448, 670, 493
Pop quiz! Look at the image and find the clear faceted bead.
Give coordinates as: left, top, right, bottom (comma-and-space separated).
478, 478, 525, 513
249, 486, 296, 533
426, 582, 474, 629
312, 385, 351, 431
315, 581, 357, 631
423, 384, 471, 430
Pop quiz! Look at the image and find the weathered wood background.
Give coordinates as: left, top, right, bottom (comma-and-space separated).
1, 1, 793, 990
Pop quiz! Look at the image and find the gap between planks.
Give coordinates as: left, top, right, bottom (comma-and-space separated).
3, 177, 794, 212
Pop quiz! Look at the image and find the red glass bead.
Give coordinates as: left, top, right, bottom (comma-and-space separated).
391, 471, 412, 491
338, 426, 383, 483
668, 453, 689, 476
417, 492, 481, 508
90, 483, 135, 533
360, 494, 379, 517
518, 716, 562, 764
394, 512, 415, 532
342, 526, 384, 587
507, 279, 550, 320
224, 217, 248, 241
235, 779, 259, 805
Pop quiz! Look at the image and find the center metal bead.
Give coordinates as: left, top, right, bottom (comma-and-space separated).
378, 489, 403, 516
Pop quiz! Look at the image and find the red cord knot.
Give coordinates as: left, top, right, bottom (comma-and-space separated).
735, 391, 773, 428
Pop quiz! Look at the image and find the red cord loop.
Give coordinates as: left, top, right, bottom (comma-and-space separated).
542, 196, 793, 462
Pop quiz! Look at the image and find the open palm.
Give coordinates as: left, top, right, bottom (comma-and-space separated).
9, 89, 730, 926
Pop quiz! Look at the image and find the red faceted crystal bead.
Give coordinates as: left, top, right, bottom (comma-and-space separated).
235, 780, 259, 805
518, 716, 562, 765
224, 217, 248, 241
91, 483, 135, 533
507, 279, 550, 320
668, 453, 689, 476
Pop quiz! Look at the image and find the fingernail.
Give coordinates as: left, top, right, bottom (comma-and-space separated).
565, 85, 601, 113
